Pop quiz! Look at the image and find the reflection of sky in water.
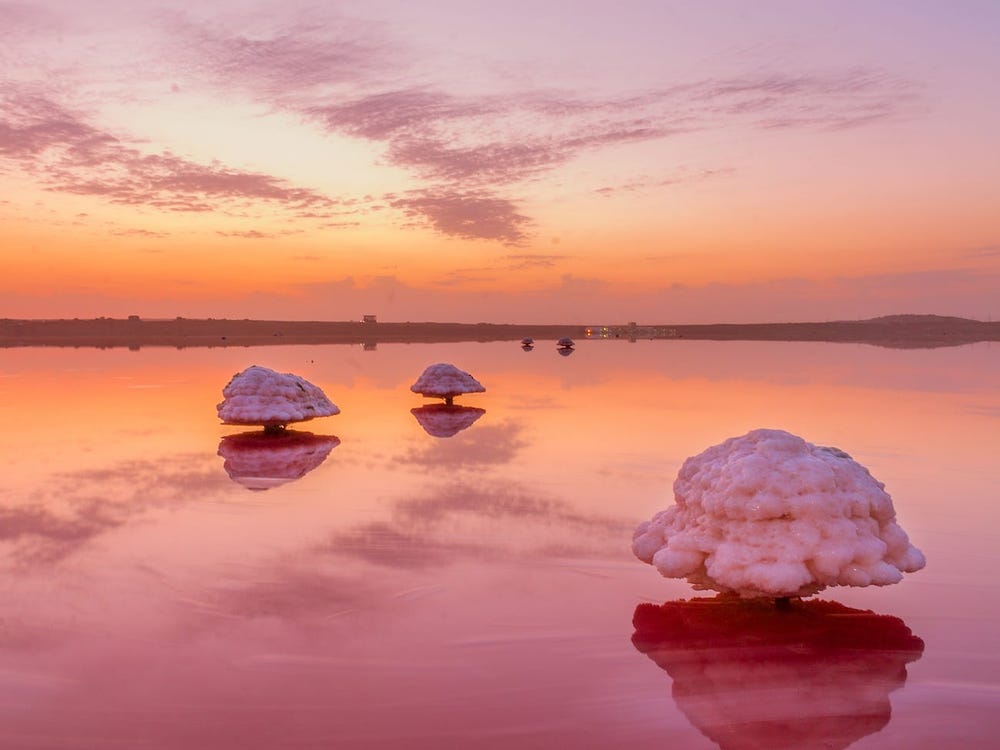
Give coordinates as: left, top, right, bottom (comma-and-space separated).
0, 341, 997, 747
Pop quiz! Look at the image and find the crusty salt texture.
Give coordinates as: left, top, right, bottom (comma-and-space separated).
410, 363, 485, 400
632, 428, 925, 598
217, 365, 339, 427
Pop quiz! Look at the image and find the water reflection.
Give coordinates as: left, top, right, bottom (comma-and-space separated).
410, 404, 486, 438
1, 455, 221, 567
632, 595, 924, 750
217, 431, 340, 491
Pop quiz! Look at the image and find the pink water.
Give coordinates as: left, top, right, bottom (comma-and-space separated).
0, 340, 997, 748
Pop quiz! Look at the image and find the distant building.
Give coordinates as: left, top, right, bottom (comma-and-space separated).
362, 314, 377, 324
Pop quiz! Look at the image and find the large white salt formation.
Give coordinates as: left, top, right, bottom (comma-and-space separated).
632, 428, 925, 598
217, 365, 339, 430
410, 363, 485, 406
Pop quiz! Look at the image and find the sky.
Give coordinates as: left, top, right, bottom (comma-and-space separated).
1, 0, 998, 323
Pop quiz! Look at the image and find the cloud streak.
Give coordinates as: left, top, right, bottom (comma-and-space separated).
0, 83, 341, 217
172, 16, 918, 242
388, 188, 531, 245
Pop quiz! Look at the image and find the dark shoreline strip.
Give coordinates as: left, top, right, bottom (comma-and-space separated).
1, 315, 997, 350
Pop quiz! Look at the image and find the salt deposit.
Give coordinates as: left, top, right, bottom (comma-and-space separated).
217, 365, 339, 430
410, 363, 485, 405
632, 428, 925, 598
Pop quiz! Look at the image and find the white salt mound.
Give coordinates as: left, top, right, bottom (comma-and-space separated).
632, 428, 926, 598
217, 365, 339, 427
410, 363, 485, 399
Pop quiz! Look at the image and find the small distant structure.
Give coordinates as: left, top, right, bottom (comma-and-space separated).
127, 315, 140, 322
362, 314, 377, 324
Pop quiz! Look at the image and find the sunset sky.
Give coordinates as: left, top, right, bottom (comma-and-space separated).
2, 0, 998, 323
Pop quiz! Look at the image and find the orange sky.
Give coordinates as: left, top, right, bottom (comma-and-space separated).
1, 1, 998, 322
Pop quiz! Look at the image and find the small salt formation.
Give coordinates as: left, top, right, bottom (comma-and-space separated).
632, 428, 925, 599
410, 363, 485, 406
217, 365, 339, 431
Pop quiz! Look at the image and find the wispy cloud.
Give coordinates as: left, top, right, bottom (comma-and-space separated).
111, 227, 170, 238
173, 14, 918, 242
0, 83, 341, 217
388, 188, 531, 245
170, 12, 388, 100
964, 244, 1000, 258
504, 253, 569, 269
595, 167, 734, 197
216, 229, 303, 239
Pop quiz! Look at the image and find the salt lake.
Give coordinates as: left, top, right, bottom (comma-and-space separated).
1, 338, 997, 748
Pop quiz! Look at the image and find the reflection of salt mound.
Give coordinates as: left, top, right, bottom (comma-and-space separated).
632, 596, 924, 750
410, 404, 486, 438
218, 431, 340, 491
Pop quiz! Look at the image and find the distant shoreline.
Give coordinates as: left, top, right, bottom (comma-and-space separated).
1, 315, 996, 350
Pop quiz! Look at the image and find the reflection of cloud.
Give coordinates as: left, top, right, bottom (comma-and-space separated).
1, 454, 223, 568
325, 479, 631, 570
190, 567, 365, 620
325, 521, 481, 569
632, 595, 924, 750
409, 404, 485, 438
0, 504, 122, 565
395, 421, 524, 468
218, 431, 339, 491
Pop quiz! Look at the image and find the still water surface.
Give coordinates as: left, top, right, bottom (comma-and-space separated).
0, 340, 997, 748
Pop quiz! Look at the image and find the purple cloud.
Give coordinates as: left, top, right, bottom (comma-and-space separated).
595, 167, 735, 197
504, 254, 568, 270
0, 85, 340, 216
111, 228, 170, 238
172, 14, 387, 99
307, 71, 913, 188
168, 16, 920, 242
388, 188, 530, 245
311, 89, 491, 140
216, 229, 301, 239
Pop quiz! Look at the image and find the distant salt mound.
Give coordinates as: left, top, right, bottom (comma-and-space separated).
410, 363, 485, 405
632, 428, 925, 598
217, 365, 339, 430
